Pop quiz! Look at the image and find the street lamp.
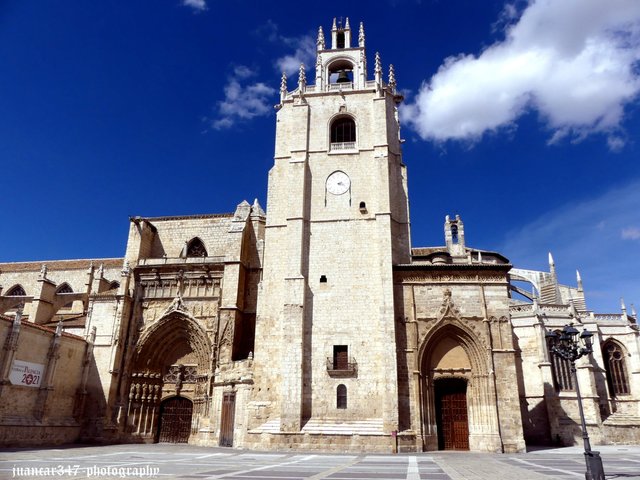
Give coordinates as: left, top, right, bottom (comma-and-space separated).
546, 324, 605, 480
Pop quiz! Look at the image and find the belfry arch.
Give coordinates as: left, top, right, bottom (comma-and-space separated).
418, 322, 502, 452
126, 312, 212, 443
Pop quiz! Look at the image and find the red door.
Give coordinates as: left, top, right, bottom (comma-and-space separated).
435, 378, 469, 450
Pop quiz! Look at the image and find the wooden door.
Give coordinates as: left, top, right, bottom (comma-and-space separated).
157, 397, 192, 443
219, 392, 236, 447
435, 378, 469, 450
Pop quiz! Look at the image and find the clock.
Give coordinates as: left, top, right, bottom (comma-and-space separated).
326, 171, 350, 195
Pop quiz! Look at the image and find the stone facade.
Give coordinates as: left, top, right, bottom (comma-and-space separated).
0, 17, 638, 452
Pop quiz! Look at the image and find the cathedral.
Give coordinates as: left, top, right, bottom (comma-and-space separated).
1, 18, 639, 453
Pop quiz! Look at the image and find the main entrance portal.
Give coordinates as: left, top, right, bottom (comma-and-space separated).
435, 378, 469, 450
157, 397, 193, 443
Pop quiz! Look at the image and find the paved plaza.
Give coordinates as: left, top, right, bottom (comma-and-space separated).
1, 444, 639, 480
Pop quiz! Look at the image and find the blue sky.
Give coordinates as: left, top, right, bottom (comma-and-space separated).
1, 0, 639, 314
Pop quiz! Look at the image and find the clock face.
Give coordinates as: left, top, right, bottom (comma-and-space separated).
326, 171, 351, 195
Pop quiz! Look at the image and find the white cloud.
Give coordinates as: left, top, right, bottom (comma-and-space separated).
182, 0, 207, 12
257, 20, 316, 76
276, 35, 316, 76
403, 0, 640, 149
621, 227, 640, 240
211, 66, 276, 130
498, 179, 640, 312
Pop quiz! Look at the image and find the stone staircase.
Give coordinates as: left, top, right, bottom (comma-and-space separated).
248, 418, 385, 436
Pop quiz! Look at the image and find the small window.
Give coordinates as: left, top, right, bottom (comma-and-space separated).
336, 31, 345, 49
603, 341, 630, 396
320, 275, 327, 283
186, 238, 207, 257
337, 384, 347, 409
56, 283, 73, 294
451, 225, 459, 244
333, 345, 348, 370
6, 285, 26, 296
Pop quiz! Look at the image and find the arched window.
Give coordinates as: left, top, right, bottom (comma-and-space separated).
186, 238, 207, 257
337, 384, 347, 409
56, 283, 73, 294
330, 117, 356, 151
6, 285, 26, 296
603, 341, 630, 396
547, 332, 573, 392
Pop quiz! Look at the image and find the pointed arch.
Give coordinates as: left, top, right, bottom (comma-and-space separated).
185, 237, 208, 258
134, 312, 212, 373
419, 322, 488, 377
5, 284, 26, 296
55, 283, 73, 294
602, 339, 630, 396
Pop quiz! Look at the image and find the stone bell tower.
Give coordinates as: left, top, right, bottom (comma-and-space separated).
248, 17, 410, 449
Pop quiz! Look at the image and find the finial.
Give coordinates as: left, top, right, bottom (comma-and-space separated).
374, 52, 382, 75
548, 252, 555, 267
345, 17, 350, 29
55, 319, 63, 337
39, 264, 48, 279
298, 63, 306, 90
97, 263, 104, 278
317, 26, 325, 50
576, 270, 583, 290
280, 71, 287, 94
332, 17, 337, 30
621, 297, 627, 313
359, 22, 365, 47
87, 261, 94, 273
631, 303, 637, 318
121, 260, 130, 277
388, 64, 397, 91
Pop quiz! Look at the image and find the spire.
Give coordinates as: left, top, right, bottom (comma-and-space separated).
358, 22, 365, 47
375, 52, 382, 75
548, 252, 556, 275
621, 297, 627, 314
298, 63, 306, 91
345, 17, 350, 29
317, 26, 325, 50
280, 71, 287, 103
576, 270, 583, 291
631, 303, 637, 318
388, 64, 397, 92
332, 17, 337, 30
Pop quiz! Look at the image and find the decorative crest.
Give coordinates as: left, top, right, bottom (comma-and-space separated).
358, 22, 365, 47
317, 26, 325, 50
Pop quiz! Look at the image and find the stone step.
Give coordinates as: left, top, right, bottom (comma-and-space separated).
248, 418, 385, 436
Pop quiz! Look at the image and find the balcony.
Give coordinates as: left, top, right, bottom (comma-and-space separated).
329, 141, 356, 152
137, 256, 225, 267
326, 357, 358, 377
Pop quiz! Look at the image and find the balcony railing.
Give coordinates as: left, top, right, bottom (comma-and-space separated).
328, 82, 353, 91
329, 141, 356, 152
138, 256, 225, 267
326, 357, 358, 377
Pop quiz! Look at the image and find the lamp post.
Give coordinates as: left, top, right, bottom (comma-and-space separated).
546, 324, 605, 480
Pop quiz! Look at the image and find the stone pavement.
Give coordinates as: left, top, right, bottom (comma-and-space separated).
1, 444, 639, 480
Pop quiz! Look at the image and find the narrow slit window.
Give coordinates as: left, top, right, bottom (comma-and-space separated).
337, 384, 347, 409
